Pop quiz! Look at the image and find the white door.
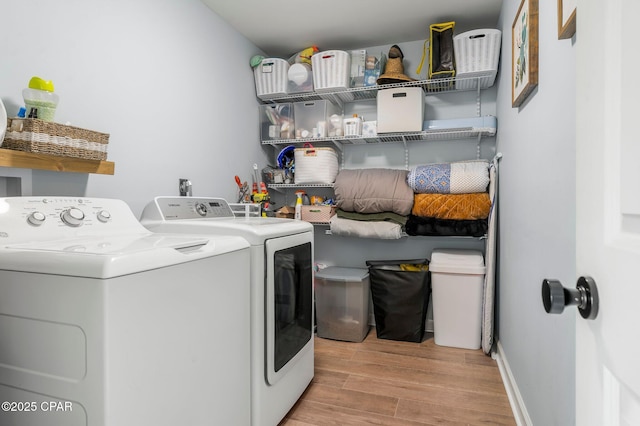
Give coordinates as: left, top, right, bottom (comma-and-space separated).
576, 0, 640, 424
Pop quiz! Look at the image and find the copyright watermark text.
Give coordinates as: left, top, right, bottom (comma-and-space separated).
2, 401, 73, 412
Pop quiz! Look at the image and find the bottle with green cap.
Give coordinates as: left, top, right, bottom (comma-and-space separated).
22, 76, 59, 122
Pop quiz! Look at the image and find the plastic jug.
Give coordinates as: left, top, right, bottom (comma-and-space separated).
23, 77, 59, 122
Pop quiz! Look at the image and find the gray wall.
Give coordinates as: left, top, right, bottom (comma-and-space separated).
496, 1, 576, 424
0, 0, 269, 216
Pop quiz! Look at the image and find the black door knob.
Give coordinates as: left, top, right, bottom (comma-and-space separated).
541, 276, 599, 320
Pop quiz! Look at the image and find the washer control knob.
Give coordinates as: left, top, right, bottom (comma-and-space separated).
96, 210, 111, 223
195, 203, 208, 217
61, 208, 85, 227
27, 211, 46, 226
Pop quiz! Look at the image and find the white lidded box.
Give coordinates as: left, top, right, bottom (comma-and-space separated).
377, 87, 425, 133
254, 58, 289, 100
315, 266, 370, 342
311, 50, 351, 92
453, 28, 502, 90
430, 249, 486, 349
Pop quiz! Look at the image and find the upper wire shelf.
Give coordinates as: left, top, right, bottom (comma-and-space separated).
258, 72, 496, 105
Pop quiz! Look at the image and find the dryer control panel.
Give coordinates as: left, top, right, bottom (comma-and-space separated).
148, 197, 235, 220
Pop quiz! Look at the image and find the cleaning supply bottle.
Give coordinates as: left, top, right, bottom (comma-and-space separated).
294, 191, 303, 220
22, 76, 59, 122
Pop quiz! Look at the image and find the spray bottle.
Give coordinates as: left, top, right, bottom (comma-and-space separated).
294, 191, 303, 220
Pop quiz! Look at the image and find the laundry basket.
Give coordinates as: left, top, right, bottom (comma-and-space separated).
254, 58, 289, 100
454, 29, 502, 90
311, 50, 351, 92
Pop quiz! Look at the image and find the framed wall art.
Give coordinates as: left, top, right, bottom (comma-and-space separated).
512, 0, 539, 108
557, 0, 576, 39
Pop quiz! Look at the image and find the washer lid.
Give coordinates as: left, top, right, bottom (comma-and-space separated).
0, 233, 249, 278
144, 217, 312, 244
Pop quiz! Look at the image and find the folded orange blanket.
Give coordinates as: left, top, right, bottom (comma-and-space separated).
412, 193, 491, 220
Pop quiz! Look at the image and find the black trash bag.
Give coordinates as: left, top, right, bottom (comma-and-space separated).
366, 259, 431, 343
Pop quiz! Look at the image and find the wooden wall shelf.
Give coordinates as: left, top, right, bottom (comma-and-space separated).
0, 148, 115, 175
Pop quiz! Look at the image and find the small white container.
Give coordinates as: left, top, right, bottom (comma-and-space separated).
253, 58, 289, 100
362, 120, 377, 137
287, 63, 314, 94
343, 115, 363, 137
430, 249, 486, 349
315, 267, 370, 342
311, 50, 351, 92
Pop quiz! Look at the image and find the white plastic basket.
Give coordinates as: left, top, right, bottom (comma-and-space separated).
453, 29, 502, 90
254, 58, 289, 100
311, 50, 351, 92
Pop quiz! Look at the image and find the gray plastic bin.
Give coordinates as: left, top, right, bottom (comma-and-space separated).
315, 267, 370, 342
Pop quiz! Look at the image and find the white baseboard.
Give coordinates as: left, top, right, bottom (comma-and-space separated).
493, 340, 533, 426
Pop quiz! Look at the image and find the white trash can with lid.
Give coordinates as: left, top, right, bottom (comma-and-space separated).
430, 249, 486, 349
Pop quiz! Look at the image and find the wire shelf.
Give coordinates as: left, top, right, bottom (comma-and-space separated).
258, 74, 495, 105
261, 126, 496, 148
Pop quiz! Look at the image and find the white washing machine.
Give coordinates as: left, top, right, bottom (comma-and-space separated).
0, 197, 251, 426
140, 196, 314, 426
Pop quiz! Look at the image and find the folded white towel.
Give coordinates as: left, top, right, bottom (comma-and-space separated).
329, 216, 402, 240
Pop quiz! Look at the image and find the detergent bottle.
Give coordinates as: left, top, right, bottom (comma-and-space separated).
294, 191, 303, 220
23, 76, 59, 122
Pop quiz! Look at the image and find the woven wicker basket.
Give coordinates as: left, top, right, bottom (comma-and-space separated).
3, 118, 109, 161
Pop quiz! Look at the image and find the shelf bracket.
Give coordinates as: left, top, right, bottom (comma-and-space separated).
476, 134, 482, 159
476, 78, 482, 117
403, 139, 409, 170
330, 139, 344, 152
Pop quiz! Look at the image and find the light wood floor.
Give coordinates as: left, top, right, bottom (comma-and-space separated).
279, 329, 516, 426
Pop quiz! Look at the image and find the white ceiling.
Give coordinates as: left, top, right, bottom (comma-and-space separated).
202, 0, 503, 58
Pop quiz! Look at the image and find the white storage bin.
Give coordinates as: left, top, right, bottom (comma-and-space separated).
293, 100, 342, 139
377, 87, 425, 133
311, 50, 351, 92
454, 29, 502, 90
315, 267, 370, 342
259, 103, 294, 140
430, 249, 486, 349
253, 58, 289, 100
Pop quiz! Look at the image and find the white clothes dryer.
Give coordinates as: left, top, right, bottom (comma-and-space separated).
141, 196, 314, 426
0, 197, 251, 426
